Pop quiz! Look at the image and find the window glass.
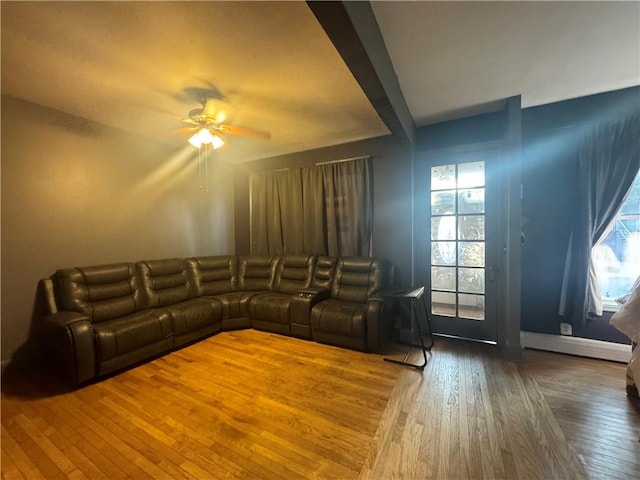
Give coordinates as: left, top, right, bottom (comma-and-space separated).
430, 161, 486, 320
593, 169, 640, 307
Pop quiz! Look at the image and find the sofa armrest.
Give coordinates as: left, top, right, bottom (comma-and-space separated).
40, 278, 59, 314
290, 288, 331, 327
41, 312, 96, 387
366, 296, 386, 352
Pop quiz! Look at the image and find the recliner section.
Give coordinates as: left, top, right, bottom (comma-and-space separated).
44, 262, 175, 381
41, 254, 392, 386
249, 253, 315, 335
310, 257, 389, 351
137, 258, 223, 348
186, 255, 252, 330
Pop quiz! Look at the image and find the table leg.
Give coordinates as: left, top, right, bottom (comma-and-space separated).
384, 298, 430, 370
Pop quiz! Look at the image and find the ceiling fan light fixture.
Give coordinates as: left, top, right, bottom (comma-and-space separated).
188, 128, 224, 149
211, 133, 224, 149
188, 130, 204, 148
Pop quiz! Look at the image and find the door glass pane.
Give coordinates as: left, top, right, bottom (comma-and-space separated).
432, 291, 456, 317
458, 189, 484, 214
458, 161, 485, 188
458, 294, 485, 320
431, 216, 456, 240
432, 242, 456, 265
458, 242, 485, 267
430, 161, 486, 323
431, 164, 456, 190
459, 215, 484, 240
431, 191, 456, 215
458, 268, 484, 294
432, 267, 456, 291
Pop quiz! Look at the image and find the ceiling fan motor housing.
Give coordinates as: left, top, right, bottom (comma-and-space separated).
189, 108, 205, 120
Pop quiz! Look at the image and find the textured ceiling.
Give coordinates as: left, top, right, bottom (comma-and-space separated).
1, 1, 389, 163
2, 2, 639, 163
372, 1, 640, 126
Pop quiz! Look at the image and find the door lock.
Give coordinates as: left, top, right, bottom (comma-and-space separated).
487, 265, 497, 281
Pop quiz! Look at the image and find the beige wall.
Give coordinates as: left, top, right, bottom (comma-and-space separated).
1, 96, 235, 362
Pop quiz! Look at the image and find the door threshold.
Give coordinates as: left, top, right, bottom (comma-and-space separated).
433, 333, 497, 345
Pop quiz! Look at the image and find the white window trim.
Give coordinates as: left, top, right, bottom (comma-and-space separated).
602, 299, 621, 313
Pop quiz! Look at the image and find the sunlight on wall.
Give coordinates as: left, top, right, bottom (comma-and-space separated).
133, 144, 196, 195
160, 159, 235, 257
207, 175, 235, 254
0, 96, 236, 361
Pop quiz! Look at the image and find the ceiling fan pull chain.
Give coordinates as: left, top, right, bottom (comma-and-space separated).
198, 146, 203, 189
205, 143, 209, 193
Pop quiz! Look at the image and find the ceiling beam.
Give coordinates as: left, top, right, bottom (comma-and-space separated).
307, 1, 415, 145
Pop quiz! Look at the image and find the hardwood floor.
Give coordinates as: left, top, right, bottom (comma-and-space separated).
2, 330, 639, 479
523, 349, 640, 480
1, 331, 399, 480
361, 341, 588, 480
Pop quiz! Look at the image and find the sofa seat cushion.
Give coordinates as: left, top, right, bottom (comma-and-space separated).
209, 291, 260, 319
310, 299, 366, 337
162, 298, 222, 337
248, 292, 292, 325
94, 310, 173, 362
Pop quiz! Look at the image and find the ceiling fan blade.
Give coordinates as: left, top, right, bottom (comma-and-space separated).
217, 124, 271, 140
182, 118, 199, 125
172, 126, 198, 135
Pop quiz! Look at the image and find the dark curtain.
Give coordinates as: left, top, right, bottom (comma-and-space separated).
250, 169, 304, 254
559, 113, 640, 326
318, 157, 373, 256
250, 157, 373, 256
301, 166, 326, 254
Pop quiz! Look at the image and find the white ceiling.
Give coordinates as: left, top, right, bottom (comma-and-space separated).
2, 1, 639, 163
1, 1, 389, 163
372, 1, 640, 125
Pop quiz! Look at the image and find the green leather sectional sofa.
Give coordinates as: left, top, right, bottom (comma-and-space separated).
40, 254, 392, 386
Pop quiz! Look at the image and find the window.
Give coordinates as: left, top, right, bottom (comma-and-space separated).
593, 169, 640, 310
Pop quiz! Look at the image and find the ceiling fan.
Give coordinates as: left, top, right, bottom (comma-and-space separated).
180, 96, 271, 149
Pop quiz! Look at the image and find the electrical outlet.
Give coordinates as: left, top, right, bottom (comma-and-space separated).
560, 323, 573, 336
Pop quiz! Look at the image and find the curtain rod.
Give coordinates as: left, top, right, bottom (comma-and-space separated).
315, 155, 374, 166
251, 167, 290, 175
252, 155, 377, 175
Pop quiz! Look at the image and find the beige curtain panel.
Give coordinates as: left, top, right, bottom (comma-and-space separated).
250, 157, 373, 257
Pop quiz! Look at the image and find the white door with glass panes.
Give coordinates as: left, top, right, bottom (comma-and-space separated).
417, 146, 499, 342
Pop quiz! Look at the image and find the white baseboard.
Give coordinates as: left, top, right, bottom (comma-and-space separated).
521, 331, 632, 363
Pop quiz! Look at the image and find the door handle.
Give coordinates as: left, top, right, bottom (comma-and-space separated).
487, 265, 497, 282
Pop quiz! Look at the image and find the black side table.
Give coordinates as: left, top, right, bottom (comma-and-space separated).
380, 286, 434, 370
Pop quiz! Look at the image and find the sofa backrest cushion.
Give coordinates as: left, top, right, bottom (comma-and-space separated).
237, 256, 279, 291
54, 263, 141, 323
273, 253, 315, 294
311, 256, 338, 289
136, 258, 192, 308
186, 256, 237, 296
331, 257, 388, 303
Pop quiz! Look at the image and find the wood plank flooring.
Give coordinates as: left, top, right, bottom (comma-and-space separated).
2, 329, 639, 479
1, 331, 399, 480
523, 349, 640, 480
361, 340, 588, 480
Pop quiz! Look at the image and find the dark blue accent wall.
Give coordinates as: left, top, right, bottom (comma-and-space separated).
416, 86, 639, 344
521, 86, 639, 343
